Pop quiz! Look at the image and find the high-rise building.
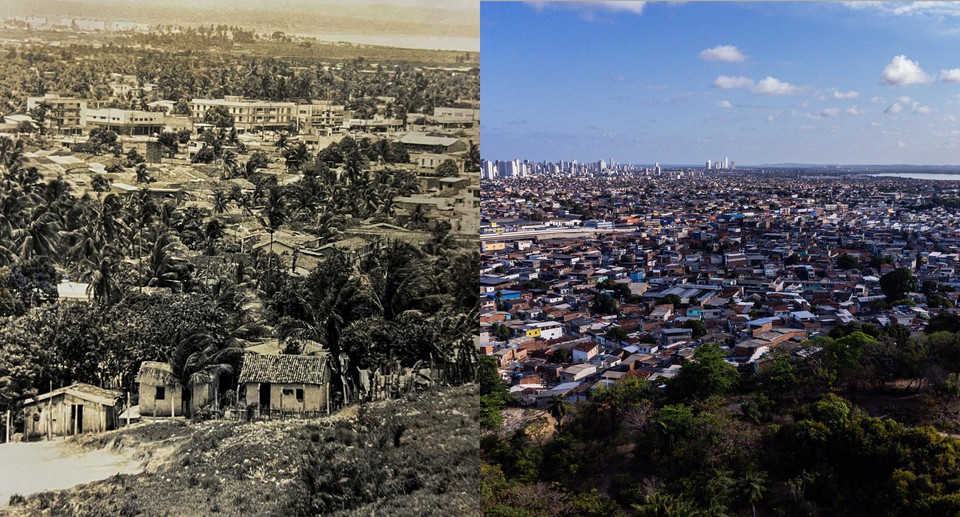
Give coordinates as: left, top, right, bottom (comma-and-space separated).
706, 160, 712, 170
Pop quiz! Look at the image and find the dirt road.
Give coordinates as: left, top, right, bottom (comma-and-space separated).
0, 440, 142, 506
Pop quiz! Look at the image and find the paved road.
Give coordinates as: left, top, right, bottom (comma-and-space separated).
0, 440, 142, 506
480, 228, 636, 241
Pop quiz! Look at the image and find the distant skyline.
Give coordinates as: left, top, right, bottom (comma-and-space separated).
0, 0, 478, 51
481, 2, 960, 165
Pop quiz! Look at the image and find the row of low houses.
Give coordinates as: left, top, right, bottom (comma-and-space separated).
20, 352, 332, 440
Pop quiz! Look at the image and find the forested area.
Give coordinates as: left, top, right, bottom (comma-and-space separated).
0, 127, 479, 428
482, 319, 960, 516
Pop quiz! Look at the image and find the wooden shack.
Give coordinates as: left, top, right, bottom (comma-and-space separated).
238, 354, 331, 417
136, 361, 184, 417
22, 383, 122, 440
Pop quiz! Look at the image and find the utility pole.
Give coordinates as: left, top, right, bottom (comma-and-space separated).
47, 380, 52, 441
126, 392, 131, 428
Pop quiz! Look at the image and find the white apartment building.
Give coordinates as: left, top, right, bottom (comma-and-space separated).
295, 101, 345, 135
190, 96, 296, 132
84, 108, 164, 136
27, 94, 87, 135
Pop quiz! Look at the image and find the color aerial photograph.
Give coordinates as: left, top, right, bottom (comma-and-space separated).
0, 0, 480, 515
480, 2, 960, 516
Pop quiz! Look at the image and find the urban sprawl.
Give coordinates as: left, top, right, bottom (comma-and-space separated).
480, 162, 960, 408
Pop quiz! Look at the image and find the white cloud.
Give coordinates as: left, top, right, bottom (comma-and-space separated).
941, 69, 960, 83
897, 140, 908, 149
885, 98, 931, 115
716, 100, 733, 109
699, 45, 748, 63
881, 55, 934, 85
767, 115, 775, 122
945, 115, 958, 122
885, 102, 905, 114
526, 1, 646, 16
845, 106, 866, 115
870, 96, 885, 104
713, 75, 754, 89
752, 76, 805, 96
821, 108, 842, 117
596, 1, 647, 13
833, 89, 859, 99
843, 2, 960, 18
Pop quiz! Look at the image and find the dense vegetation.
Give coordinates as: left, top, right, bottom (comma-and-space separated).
482, 323, 960, 516
0, 123, 478, 426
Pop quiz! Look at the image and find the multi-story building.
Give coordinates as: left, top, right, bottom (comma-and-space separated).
295, 101, 345, 135
432, 106, 479, 128
27, 94, 87, 135
84, 108, 164, 136
190, 96, 296, 132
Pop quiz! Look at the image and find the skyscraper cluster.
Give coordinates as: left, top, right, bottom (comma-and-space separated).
706, 157, 735, 170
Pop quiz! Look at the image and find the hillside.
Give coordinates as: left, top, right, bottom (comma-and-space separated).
3, 385, 480, 517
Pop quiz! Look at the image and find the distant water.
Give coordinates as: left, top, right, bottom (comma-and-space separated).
866, 172, 960, 181
293, 32, 478, 52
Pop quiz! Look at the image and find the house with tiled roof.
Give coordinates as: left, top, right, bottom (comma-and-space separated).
239, 353, 331, 416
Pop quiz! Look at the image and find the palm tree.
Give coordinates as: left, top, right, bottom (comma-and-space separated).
135, 163, 151, 184
220, 150, 240, 179
202, 218, 225, 255
259, 187, 287, 265
13, 205, 61, 260
742, 470, 766, 517
211, 188, 229, 215
143, 230, 189, 290
283, 142, 310, 173
409, 204, 428, 230
465, 139, 479, 172
359, 239, 430, 323
80, 247, 122, 305
370, 138, 392, 165
424, 221, 455, 256
0, 137, 25, 174
316, 210, 346, 243
343, 148, 367, 187
360, 187, 382, 219
170, 331, 243, 418
275, 250, 373, 404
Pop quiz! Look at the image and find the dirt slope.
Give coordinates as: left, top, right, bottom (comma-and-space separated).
2, 385, 480, 517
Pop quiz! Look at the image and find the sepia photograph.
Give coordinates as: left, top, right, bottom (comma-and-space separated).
0, 0, 479, 515
480, 2, 960, 516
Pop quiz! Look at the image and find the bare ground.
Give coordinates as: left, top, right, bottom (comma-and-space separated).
1, 385, 480, 517
0, 440, 143, 507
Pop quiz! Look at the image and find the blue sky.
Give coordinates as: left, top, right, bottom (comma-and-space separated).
481, 2, 960, 165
